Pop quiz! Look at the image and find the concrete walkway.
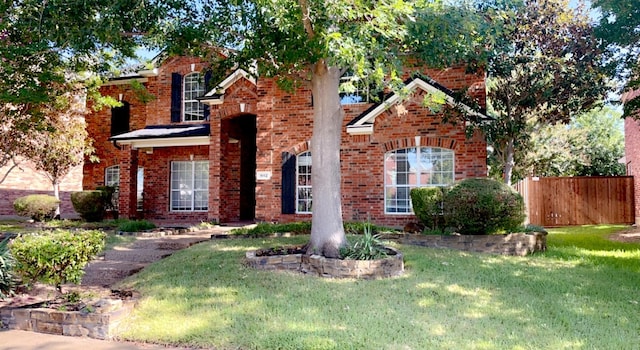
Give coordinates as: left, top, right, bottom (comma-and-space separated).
0, 329, 190, 350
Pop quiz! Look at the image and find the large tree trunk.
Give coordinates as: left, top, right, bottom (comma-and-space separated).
308, 60, 347, 258
503, 139, 516, 186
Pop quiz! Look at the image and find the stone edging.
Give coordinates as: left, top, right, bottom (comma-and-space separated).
398, 232, 547, 256
0, 296, 137, 339
245, 247, 404, 279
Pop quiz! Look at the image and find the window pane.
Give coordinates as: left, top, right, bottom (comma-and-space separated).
183, 73, 205, 121
384, 147, 454, 213
296, 152, 312, 213
171, 161, 209, 211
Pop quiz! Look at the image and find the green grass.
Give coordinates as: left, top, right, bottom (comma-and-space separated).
114, 225, 640, 349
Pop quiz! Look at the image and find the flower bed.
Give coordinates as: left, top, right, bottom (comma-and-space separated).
245, 247, 404, 279
399, 232, 547, 256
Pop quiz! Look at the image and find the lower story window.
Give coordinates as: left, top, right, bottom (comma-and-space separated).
296, 151, 312, 213
170, 161, 209, 211
105, 165, 120, 210
384, 147, 454, 214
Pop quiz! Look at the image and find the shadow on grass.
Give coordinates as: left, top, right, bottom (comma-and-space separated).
113, 232, 640, 350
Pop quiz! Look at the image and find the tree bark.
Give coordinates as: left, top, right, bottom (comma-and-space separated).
308, 60, 347, 258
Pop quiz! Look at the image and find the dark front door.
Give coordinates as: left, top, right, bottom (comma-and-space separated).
234, 115, 257, 221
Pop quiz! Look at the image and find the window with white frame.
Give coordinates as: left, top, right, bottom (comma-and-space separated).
105, 165, 120, 210
183, 72, 205, 121
296, 151, 312, 213
170, 161, 209, 211
339, 72, 372, 105
384, 147, 454, 214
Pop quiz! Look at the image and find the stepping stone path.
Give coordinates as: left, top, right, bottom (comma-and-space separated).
81, 229, 222, 287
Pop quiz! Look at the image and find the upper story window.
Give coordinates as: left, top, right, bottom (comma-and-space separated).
183, 73, 206, 121
110, 101, 130, 136
384, 147, 454, 214
340, 72, 375, 105
171, 71, 210, 123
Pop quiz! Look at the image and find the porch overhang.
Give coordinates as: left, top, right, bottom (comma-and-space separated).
109, 124, 211, 149
346, 76, 490, 135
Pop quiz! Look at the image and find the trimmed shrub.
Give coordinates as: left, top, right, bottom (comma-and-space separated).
71, 190, 106, 222
118, 219, 156, 232
96, 185, 117, 212
10, 229, 105, 291
410, 187, 446, 230
13, 195, 60, 221
0, 237, 16, 298
443, 178, 525, 235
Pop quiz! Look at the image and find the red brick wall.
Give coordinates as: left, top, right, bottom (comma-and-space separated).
624, 117, 640, 224
84, 56, 487, 227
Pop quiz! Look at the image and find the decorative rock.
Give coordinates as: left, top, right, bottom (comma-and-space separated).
400, 232, 547, 256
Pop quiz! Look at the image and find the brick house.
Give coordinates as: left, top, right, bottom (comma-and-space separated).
83, 56, 488, 227
623, 89, 640, 224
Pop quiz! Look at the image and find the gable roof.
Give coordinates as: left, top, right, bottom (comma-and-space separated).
109, 124, 210, 149
346, 76, 489, 135
198, 69, 257, 105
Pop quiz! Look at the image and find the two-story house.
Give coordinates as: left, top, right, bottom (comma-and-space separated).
83, 56, 488, 227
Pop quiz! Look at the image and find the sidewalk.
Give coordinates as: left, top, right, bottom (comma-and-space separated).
0, 329, 190, 350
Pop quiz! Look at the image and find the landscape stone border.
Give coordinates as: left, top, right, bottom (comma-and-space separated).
397, 232, 547, 256
245, 247, 404, 279
0, 294, 137, 339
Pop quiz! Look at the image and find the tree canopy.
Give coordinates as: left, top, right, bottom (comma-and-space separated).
482, 0, 610, 185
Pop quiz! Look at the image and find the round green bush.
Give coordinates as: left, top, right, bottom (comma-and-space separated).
13, 194, 60, 221
442, 178, 525, 235
70, 190, 106, 222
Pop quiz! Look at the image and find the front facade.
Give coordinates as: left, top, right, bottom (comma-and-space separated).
83, 56, 488, 227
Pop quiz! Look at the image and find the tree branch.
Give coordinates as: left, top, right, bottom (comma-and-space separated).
298, 0, 315, 39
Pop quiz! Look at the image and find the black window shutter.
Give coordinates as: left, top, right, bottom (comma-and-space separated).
110, 101, 130, 136
171, 72, 182, 123
281, 152, 297, 214
203, 70, 212, 120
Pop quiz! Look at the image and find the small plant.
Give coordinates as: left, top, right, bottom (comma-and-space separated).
443, 178, 525, 235
340, 222, 388, 260
0, 237, 16, 298
410, 187, 446, 230
70, 190, 107, 222
118, 219, 156, 232
13, 195, 60, 222
10, 229, 106, 292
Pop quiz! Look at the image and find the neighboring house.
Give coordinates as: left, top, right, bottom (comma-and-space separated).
83, 56, 488, 227
623, 89, 640, 225
0, 159, 82, 218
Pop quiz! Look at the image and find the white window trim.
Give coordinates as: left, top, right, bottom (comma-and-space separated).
340, 73, 371, 105
296, 151, 312, 214
170, 161, 209, 212
384, 147, 455, 215
183, 72, 205, 122
105, 165, 120, 210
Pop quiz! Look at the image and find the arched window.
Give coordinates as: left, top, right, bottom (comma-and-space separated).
384, 147, 454, 214
183, 72, 205, 121
296, 151, 312, 213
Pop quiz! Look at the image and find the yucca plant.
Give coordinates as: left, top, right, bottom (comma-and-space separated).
340, 222, 388, 260
0, 237, 16, 298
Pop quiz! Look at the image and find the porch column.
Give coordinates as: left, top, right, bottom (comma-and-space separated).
118, 146, 139, 219
209, 117, 221, 223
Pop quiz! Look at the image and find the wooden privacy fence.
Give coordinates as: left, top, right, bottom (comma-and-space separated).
514, 176, 635, 227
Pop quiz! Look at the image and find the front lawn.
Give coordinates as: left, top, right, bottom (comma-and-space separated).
115, 225, 640, 349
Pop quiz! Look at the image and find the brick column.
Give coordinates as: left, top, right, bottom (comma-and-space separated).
209, 117, 221, 223
118, 146, 139, 219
